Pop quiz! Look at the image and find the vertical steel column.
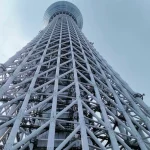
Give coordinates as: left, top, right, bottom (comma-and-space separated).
71, 20, 120, 150
0, 25, 50, 98
67, 17, 90, 150
96, 52, 150, 114
4, 18, 58, 150
79, 26, 149, 149
47, 16, 62, 150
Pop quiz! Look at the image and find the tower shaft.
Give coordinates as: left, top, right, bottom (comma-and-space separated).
0, 2, 150, 150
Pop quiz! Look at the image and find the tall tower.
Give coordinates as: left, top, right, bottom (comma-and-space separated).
0, 1, 150, 150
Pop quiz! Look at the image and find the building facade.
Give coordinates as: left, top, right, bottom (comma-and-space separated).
0, 1, 150, 150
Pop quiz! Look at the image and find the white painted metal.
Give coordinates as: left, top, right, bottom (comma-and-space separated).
0, 1, 149, 150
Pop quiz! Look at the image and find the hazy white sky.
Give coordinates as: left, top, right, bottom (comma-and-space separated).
0, 0, 150, 105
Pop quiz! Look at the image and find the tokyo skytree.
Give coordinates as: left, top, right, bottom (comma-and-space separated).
0, 1, 150, 150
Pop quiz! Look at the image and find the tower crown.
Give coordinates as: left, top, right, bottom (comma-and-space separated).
43, 1, 83, 29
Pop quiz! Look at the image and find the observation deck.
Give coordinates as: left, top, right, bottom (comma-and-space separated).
43, 1, 83, 29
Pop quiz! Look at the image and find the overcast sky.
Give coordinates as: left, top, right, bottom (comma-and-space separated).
0, 0, 149, 105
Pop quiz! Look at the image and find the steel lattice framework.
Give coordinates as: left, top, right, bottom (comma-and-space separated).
0, 1, 150, 150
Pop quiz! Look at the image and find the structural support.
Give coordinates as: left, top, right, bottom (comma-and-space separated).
0, 1, 149, 150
